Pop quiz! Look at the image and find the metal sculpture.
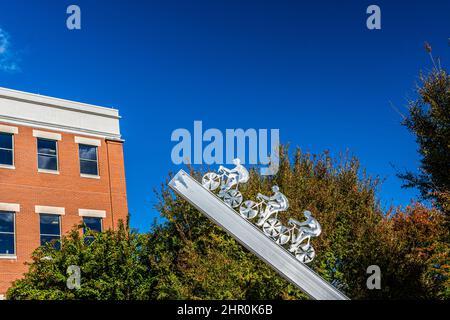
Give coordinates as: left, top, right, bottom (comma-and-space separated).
171, 170, 349, 299
202, 159, 322, 264
280, 213, 322, 264
202, 158, 249, 208
240, 186, 321, 264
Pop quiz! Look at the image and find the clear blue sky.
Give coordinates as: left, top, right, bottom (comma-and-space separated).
1, 0, 449, 232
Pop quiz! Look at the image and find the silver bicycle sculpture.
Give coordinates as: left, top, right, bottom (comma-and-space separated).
240, 188, 321, 264
202, 158, 249, 208
239, 197, 285, 235
276, 215, 321, 264
202, 160, 321, 264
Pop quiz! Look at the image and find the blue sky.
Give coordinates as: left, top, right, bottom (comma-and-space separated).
1, 0, 449, 232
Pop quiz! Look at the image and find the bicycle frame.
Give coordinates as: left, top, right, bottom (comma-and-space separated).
255, 198, 279, 226
217, 169, 240, 191
286, 222, 311, 249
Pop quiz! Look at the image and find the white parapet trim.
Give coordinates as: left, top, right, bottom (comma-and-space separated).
0, 124, 18, 134
0, 202, 20, 212
75, 136, 101, 147
0, 87, 122, 141
78, 209, 106, 218
169, 170, 349, 300
33, 130, 62, 141
35, 205, 65, 215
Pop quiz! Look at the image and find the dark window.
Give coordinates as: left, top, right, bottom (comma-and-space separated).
83, 217, 102, 233
0, 212, 15, 255
40, 214, 61, 250
0, 133, 13, 166
37, 139, 58, 171
83, 217, 102, 244
79, 144, 98, 176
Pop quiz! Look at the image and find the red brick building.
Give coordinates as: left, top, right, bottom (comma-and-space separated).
0, 87, 128, 297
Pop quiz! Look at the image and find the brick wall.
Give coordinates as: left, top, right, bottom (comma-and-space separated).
0, 123, 128, 295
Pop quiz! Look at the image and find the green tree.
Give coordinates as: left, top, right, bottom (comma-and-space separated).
148, 147, 448, 299
398, 60, 450, 214
7, 222, 153, 300
147, 164, 306, 300
376, 204, 449, 299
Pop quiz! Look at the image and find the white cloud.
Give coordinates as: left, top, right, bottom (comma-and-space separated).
0, 28, 20, 72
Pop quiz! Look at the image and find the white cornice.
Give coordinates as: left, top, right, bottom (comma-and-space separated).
0, 87, 123, 140
0, 87, 120, 118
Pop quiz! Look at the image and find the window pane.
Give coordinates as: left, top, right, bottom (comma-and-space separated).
40, 214, 60, 236
83, 217, 102, 233
0, 212, 14, 233
79, 145, 97, 161
0, 233, 15, 255
0, 149, 13, 166
80, 160, 98, 175
40, 235, 61, 250
37, 139, 57, 156
0, 133, 13, 149
38, 154, 58, 170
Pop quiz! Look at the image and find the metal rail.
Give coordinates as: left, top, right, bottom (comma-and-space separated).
169, 170, 349, 300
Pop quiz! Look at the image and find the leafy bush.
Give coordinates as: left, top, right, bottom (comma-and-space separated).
7, 222, 153, 300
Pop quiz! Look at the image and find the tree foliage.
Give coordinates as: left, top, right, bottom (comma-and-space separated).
399, 68, 450, 214
7, 147, 449, 300
7, 222, 154, 300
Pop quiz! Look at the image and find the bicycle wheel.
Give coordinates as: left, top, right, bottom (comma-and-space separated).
223, 189, 243, 208
239, 200, 258, 219
262, 218, 283, 238
294, 245, 316, 264
202, 172, 220, 190
276, 226, 291, 245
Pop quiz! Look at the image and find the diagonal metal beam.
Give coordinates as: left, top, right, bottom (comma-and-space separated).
169, 170, 349, 300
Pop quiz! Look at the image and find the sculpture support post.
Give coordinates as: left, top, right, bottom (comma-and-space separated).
169, 170, 349, 300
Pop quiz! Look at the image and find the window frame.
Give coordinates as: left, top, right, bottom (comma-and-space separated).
39, 213, 62, 249
0, 132, 14, 168
0, 211, 16, 257
37, 138, 59, 173
78, 144, 99, 177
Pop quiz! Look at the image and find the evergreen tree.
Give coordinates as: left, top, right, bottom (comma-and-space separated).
398, 46, 450, 214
